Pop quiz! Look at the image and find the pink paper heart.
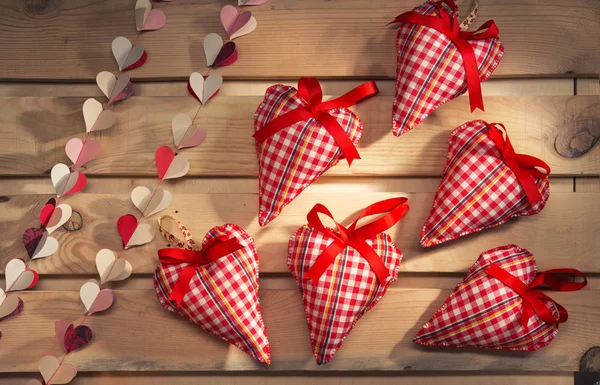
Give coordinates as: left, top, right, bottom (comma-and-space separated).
221, 5, 253, 39
143, 9, 166, 31
65, 138, 101, 168
155, 146, 175, 179
39, 198, 56, 227
240, 0, 268, 5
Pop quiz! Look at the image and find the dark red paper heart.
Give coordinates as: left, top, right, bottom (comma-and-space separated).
213, 42, 238, 68
155, 146, 175, 179
39, 198, 57, 227
0, 298, 24, 322
22, 228, 45, 258
123, 50, 147, 71
117, 214, 139, 248
64, 324, 93, 353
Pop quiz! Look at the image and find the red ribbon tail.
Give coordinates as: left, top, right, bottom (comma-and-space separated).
304, 241, 346, 284
167, 265, 197, 306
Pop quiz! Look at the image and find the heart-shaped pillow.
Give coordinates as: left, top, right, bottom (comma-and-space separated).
421, 120, 550, 247
288, 198, 409, 364
154, 222, 271, 365
391, 0, 504, 136
414, 244, 586, 351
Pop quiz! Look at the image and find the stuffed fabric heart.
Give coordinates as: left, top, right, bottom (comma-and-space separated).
288, 198, 409, 364
154, 219, 271, 364
390, 0, 504, 136
421, 120, 550, 247
414, 244, 587, 351
253, 78, 379, 227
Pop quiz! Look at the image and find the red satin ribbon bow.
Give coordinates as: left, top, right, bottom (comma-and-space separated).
158, 236, 244, 306
488, 122, 551, 207
485, 264, 587, 328
252, 77, 379, 166
304, 197, 410, 284
389, 0, 499, 112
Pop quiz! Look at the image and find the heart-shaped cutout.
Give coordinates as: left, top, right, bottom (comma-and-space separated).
51, 163, 87, 197
96, 72, 133, 104
171, 113, 206, 149
112, 36, 147, 71
135, 0, 166, 31
44, 204, 72, 234
131, 186, 172, 217
220, 5, 257, 40
155, 146, 190, 180
82, 98, 116, 133
5, 258, 39, 292
95, 248, 132, 284
204, 33, 238, 68
22, 228, 58, 260
39, 198, 56, 227
65, 138, 101, 169
0, 289, 23, 320
39, 354, 77, 385
56, 320, 93, 354
117, 214, 155, 249
79, 279, 116, 315
188, 72, 222, 104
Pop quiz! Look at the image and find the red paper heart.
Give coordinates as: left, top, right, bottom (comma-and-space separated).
155, 146, 175, 179
63, 172, 87, 197
213, 42, 238, 68
117, 214, 139, 248
63, 324, 93, 353
254, 85, 364, 226
39, 198, 56, 227
124, 50, 148, 71
392, 1, 503, 136
420, 120, 549, 247
22, 228, 45, 258
288, 225, 403, 364
0, 297, 24, 322
154, 224, 271, 364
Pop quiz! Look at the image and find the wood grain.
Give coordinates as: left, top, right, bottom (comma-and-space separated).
0, 288, 598, 372
0, 0, 598, 80
1, 95, 598, 177
1, 187, 597, 275
577, 78, 600, 95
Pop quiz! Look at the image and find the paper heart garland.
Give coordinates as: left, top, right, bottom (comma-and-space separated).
154, 223, 271, 364
221, 5, 257, 40
65, 138, 101, 169
51, 163, 87, 197
390, 0, 503, 136
172, 113, 206, 149
96, 72, 133, 104
56, 319, 93, 354
117, 214, 155, 249
95, 249, 132, 284
131, 186, 172, 217
155, 146, 190, 180
44, 204, 72, 234
82, 98, 116, 133
79, 280, 116, 315
239, 0, 268, 5
204, 33, 238, 68
0, 289, 23, 321
5, 258, 39, 292
188, 72, 223, 104
421, 120, 550, 247
135, 0, 166, 32
39, 198, 56, 227
22, 228, 58, 260
414, 245, 586, 351
112, 36, 147, 71
39, 354, 77, 385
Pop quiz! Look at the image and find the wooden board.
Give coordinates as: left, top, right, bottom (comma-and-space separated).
1, 95, 598, 177
0, 0, 598, 80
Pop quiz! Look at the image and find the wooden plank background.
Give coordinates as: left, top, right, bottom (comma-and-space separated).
1, 0, 599, 384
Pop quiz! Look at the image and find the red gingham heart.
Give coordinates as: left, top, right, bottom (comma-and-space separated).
414, 245, 560, 351
254, 85, 363, 227
421, 120, 549, 247
288, 225, 403, 364
153, 224, 271, 364
392, 0, 504, 136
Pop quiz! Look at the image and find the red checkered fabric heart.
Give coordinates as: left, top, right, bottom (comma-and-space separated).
154, 223, 271, 364
254, 85, 363, 227
421, 120, 550, 247
392, 0, 504, 136
414, 244, 585, 351
288, 198, 409, 364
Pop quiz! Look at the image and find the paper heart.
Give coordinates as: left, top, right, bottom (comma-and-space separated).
39, 354, 77, 385
56, 321, 93, 354
171, 113, 206, 149
112, 36, 147, 71
220, 5, 257, 40
131, 186, 172, 217
96, 72, 133, 103
204, 33, 238, 68
117, 214, 155, 249
44, 204, 72, 234
392, 1, 503, 136
239, 0, 268, 5
82, 98, 116, 132
420, 120, 549, 247
414, 245, 562, 351
65, 138, 101, 169
288, 221, 403, 364
39, 198, 56, 227
154, 223, 271, 364
95, 249, 132, 284
188, 72, 222, 104
51, 163, 87, 197
79, 279, 116, 315
135, 0, 166, 31
0, 289, 23, 321
155, 146, 190, 180
254, 84, 364, 226
22, 228, 58, 260
5, 258, 39, 292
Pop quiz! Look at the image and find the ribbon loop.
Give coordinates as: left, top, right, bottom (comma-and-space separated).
304, 197, 409, 284
253, 78, 379, 166
488, 123, 551, 207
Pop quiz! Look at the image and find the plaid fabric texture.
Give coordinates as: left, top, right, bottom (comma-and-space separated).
153, 224, 271, 364
421, 120, 550, 247
288, 225, 403, 364
392, 0, 504, 136
414, 244, 559, 351
254, 85, 363, 227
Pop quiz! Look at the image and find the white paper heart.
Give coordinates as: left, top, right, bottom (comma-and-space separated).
96, 71, 116, 99
45, 204, 72, 234
112, 36, 145, 71
131, 186, 172, 217
189, 72, 223, 104
204, 33, 223, 67
231, 16, 257, 39
164, 154, 190, 180
50, 163, 83, 197
171, 113, 206, 149
39, 354, 77, 385
95, 249, 132, 284
80, 279, 108, 314
126, 223, 155, 249
82, 98, 116, 132
31, 234, 59, 260
5, 259, 37, 292
0, 290, 19, 319
135, 0, 152, 31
